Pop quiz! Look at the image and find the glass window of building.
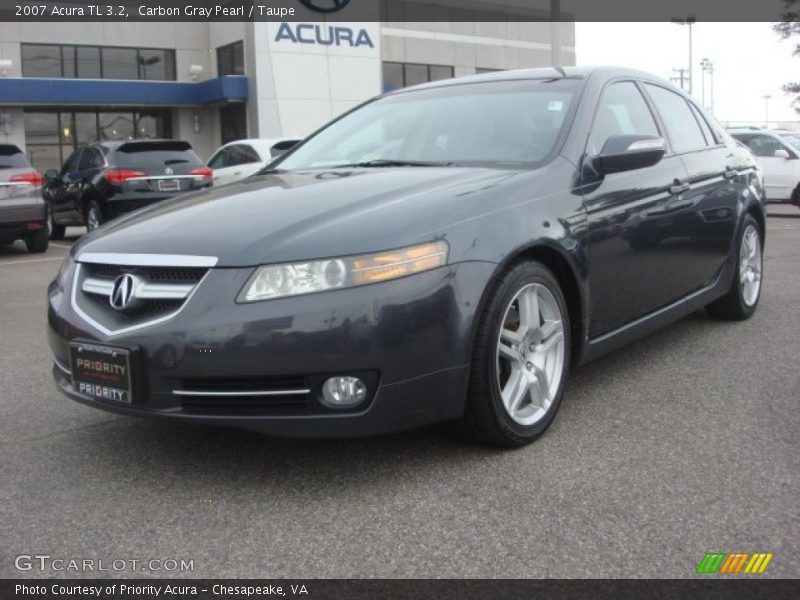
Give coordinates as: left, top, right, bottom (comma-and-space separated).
381, 62, 455, 92
76, 46, 102, 78
217, 41, 245, 76
21, 45, 63, 78
21, 44, 176, 80
101, 47, 139, 79
138, 49, 175, 80
98, 112, 135, 140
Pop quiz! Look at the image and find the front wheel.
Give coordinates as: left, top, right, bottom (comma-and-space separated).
458, 261, 571, 447
706, 214, 763, 320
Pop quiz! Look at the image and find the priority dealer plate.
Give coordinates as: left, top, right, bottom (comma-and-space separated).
69, 342, 133, 404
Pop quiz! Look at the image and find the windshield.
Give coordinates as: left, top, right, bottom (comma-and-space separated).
277, 78, 581, 170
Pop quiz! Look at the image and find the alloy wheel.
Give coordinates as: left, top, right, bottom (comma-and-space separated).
739, 224, 762, 307
496, 283, 566, 426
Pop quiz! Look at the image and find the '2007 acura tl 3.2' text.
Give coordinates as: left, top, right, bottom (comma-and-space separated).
47, 67, 766, 447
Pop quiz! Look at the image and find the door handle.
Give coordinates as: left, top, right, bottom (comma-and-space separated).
723, 167, 737, 179
669, 182, 690, 195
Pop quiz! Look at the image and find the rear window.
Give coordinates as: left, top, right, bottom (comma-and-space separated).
111, 141, 203, 170
0, 145, 30, 169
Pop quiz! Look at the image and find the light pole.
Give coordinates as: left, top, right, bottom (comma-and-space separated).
672, 17, 696, 95
700, 58, 714, 112
762, 94, 771, 128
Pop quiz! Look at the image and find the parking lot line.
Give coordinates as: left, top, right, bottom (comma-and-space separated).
0, 256, 65, 267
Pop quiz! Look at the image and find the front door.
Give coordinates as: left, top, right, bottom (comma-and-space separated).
582, 80, 691, 337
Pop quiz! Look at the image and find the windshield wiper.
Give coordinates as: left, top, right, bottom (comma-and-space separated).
330, 159, 456, 168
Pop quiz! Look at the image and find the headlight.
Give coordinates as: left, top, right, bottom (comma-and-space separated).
55, 255, 75, 292
239, 240, 448, 302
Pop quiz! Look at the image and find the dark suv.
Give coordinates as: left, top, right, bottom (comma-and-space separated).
0, 144, 48, 253
44, 140, 212, 239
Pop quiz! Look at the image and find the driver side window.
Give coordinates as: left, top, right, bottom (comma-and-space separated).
587, 81, 659, 156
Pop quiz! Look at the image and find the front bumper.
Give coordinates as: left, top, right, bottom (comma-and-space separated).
47, 262, 495, 437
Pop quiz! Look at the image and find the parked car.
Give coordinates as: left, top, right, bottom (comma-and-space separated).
207, 138, 300, 187
43, 139, 212, 239
729, 129, 800, 205
48, 67, 765, 447
0, 144, 48, 253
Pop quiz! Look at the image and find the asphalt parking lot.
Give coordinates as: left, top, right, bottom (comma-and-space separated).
1, 210, 798, 580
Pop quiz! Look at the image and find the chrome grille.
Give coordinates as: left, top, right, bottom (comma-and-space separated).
84, 263, 207, 284
72, 253, 214, 335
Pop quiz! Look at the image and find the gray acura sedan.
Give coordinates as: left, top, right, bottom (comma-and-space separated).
48, 67, 765, 446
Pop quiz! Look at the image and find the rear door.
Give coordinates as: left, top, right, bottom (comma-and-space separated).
50, 149, 83, 223
75, 146, 106, 210
643, 84, 739, 291
583, 80, 692, 337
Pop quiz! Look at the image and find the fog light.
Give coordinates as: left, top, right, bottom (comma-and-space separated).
321, 376, 367, 408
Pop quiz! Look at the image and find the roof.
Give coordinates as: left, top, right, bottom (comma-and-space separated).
389, 66, 674, 95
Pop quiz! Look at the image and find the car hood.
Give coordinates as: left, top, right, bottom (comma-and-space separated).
75, 167, 530, 267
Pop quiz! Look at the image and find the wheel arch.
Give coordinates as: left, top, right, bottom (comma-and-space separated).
745, 199, 766, 249
469, 242, 586, 367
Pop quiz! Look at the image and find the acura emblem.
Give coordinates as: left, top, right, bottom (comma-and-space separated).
110, 274, 139, 310
299, 0, 350, 13
164, 167, 174, 175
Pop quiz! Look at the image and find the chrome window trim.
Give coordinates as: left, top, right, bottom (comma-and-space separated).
70, 263, 211, 337
173, 389, 311, 397
76, 252, 218, 268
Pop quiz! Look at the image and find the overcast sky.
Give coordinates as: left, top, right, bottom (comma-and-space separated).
575, 22, 799, 125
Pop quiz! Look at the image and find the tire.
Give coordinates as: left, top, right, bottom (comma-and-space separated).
25, 228, 49, 253
706, 214, 763, 320
458, 261, 571, 447
47, 203, 66, 240
85, 200, 103, 232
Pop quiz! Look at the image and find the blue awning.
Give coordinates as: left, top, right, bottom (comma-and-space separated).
0, 75, 248, 106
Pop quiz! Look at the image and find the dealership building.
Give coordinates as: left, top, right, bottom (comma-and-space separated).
0, 4, 574, 171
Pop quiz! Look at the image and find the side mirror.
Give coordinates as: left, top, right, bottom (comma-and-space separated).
774, 148, 791, 159
594, 135, 666, 175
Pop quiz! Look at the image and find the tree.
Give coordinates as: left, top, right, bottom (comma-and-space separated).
774, 1, 800, 112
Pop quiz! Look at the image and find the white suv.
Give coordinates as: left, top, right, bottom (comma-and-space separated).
730, 129, 800, 205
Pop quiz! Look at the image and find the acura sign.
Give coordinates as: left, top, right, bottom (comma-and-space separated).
275, 22, 375, 48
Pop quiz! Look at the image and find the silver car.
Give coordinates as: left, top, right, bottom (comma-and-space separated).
0, 144, 48, 253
